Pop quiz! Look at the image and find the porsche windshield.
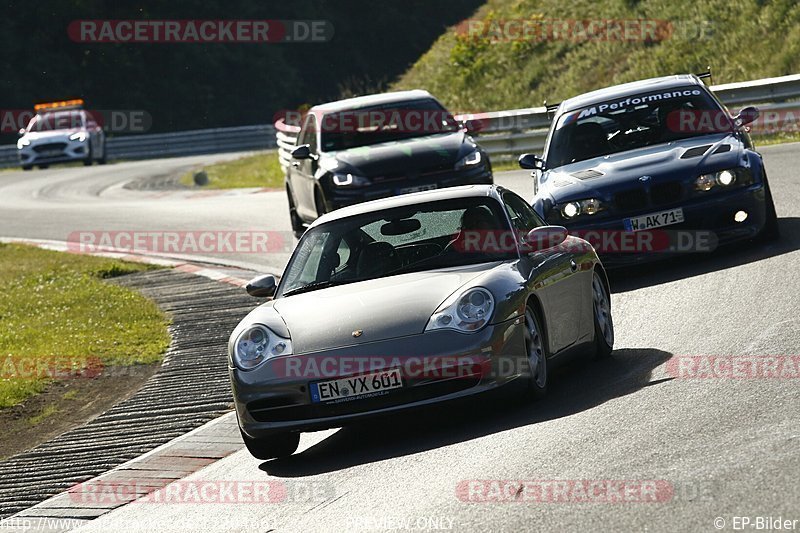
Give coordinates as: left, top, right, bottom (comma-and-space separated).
320, 98, 460, 151
546, 86, 731, 168
279, 197, 515, 297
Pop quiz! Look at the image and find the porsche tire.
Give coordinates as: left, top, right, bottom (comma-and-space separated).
240, 430, 300, 460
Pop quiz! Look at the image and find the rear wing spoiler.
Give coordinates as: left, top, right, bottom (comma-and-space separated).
695, 67, 713, 84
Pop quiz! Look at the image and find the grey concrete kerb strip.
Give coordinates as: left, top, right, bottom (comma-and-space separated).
0, 413, 240, 533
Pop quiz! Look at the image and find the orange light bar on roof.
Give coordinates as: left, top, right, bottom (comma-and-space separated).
34, 99, 85, 112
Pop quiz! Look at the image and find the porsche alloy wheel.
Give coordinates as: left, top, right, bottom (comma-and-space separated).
524, 306, 548, 398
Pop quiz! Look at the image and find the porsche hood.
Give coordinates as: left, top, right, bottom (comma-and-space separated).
257, 264, 496, 354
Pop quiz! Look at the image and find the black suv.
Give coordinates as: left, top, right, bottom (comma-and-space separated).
285, 90, 493, 236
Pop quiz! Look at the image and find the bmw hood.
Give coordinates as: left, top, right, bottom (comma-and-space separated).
542, 133, 745, 201
262, 263, 496, 354
328, 131, 474, 176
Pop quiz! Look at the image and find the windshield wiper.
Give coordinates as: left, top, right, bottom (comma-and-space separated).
282, 279, 355, 297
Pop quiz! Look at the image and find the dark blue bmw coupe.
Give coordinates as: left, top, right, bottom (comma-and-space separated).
519, 74, 779, 265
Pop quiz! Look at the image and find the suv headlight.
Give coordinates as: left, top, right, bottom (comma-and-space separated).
425, 287, 495, 333
332, 172, 371, 188
695, 168, 753, 192
455, 150, 482, 170
232, 324, 293, 370
17, 138, 31, 149
69, 131, 88, 142
559, 198, 604, 219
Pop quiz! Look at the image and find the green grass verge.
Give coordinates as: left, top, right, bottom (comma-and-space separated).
394, 0, 800, 112
180, 151, 285, 189
0, 243, 170, 408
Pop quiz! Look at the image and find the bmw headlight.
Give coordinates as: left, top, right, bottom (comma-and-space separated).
233, 324, 293, 370
332, 172, 371, 188
695, 168, 752, 192
560, 198, 603, 219
455, 149, 483, 170
69, 131, 88, 142
17, 138, 31, 149
425, 287, 495, 333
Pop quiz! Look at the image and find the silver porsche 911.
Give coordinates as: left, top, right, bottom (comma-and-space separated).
229, 184, 614, 459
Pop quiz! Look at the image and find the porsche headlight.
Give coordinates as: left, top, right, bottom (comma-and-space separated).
455, 150, 482, 170
69, 131, 88, 142
426, 287, 495, 333
233, 324, 293, 370
17, 138, 31, 149
332, 172, 371, 188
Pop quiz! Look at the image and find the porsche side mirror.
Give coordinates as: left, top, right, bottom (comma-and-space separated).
18, 128, 25, 136
519, 153, 546, 171
246, 274, 277, 298
291, 144, 313, 160
524, 225, 568, 251
734, 106, 759, 127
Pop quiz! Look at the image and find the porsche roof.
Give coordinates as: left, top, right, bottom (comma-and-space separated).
310, 184, 504, 227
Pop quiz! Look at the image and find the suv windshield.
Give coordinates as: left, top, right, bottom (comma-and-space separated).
278, 197, 516, 297
320, 98, 460, 151
28, 111, 85, 132
546, 86, 730, 168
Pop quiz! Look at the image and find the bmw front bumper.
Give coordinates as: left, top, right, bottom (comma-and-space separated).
552, 183, 769, 267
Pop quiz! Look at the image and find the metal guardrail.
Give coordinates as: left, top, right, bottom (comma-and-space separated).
0, 124, 276, 169
1, 74, 797, 170
273, 73, 800, 167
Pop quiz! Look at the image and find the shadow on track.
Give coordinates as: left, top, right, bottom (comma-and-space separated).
608, 217, 800, 293
260, 347, 672, 477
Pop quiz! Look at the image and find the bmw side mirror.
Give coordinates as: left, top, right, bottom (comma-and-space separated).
291, 144, 312, 160
524, 226, 568, 251
246, 274, 277, 298
734, 106, 759, 127
519, 153, 546, 171
460, 119, 481, 134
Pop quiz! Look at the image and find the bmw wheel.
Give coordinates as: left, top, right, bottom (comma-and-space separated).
757, 177, 780, 242
592, 271, 614, 359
